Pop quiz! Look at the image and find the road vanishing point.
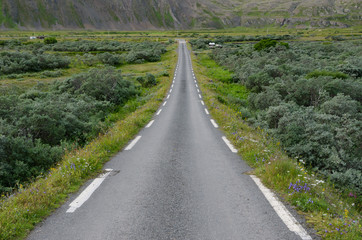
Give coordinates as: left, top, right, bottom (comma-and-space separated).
28, 40, 312, 240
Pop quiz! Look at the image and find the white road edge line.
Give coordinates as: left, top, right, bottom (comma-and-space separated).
201, 101, 205, 105
199, 94, 202, 99
163, 101, 167, 107
196, 84, 198, 87
125, 136, 142, 151
205, 109, 209, 115
167, 94, 170, 99
170, 89, 173, 93
156, 109, 162, 115
250, 175, 312, 240
210, 119, 218, 128
66, 169, 113, 213
146, 120, 155, 128
197, 89, 200, 93
221, 136, 238, 153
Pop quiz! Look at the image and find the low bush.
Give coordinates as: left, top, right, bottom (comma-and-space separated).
0, 136, 63, 193
306, 70, 348, 79
254, 39, 289, 52
97, 52, 122, 66
136, 73, 158, 88
56, 67, 138, 105
0, 52, 70, 75
254, 39, 278, 51
44, 37, 57, 45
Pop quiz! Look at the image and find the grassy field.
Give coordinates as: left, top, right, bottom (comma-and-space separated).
1, 25, 361, 41
191, 45, 361, 239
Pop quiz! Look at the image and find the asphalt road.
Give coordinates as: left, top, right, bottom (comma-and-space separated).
28, 41, 306, 240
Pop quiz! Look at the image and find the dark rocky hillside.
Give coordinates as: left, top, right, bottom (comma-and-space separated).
0, 0, 360, 30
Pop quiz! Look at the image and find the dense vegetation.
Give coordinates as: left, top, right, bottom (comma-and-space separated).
0, 39, 169, 194
0, 67, 141, 193
0, 51, 69, 75
0, 40, 166, 68
195, 40, 362, 193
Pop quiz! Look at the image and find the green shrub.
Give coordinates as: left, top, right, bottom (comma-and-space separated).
321, 94, 359, 117
136, 74, 158, 88
0, 52, 70, 75
254, 39, 278, 51
0, 135, 63, 193
248, 88, 282, 110
44, 37, 57, 45
144, 73, 157, 88
306, 70, 348, 79
97, 52, 121, 66
56, 67, 138, 105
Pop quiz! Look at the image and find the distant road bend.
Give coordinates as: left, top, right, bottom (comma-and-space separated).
28, 40, 312, 240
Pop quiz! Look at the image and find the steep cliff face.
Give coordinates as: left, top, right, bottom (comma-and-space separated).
0, 0, 360, 30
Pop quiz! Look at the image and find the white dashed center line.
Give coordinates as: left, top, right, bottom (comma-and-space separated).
66, 169, 113, 213
125, 136, 142, 151
210, 119, 219, 128
146, 120, 155, 128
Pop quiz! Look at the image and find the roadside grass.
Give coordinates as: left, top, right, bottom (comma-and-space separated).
191, 47, 361, 239
197, 52, 233, 83
0, 44, 177, 240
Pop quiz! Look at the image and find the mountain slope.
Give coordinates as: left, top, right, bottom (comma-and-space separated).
0, 0, 360, 30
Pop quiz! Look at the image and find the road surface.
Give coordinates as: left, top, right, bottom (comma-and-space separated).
28, 41, 310, 240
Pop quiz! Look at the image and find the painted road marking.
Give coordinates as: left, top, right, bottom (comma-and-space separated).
163, 101, 167, 107
172, 84, 174, 88
201, 101, 205, 105
197, 89, 200, 93
167, 94, 170, 99
196, 84, 198, 88
146, 120, 155, 128
170, 89, 173, 93
250, 176, 312, 240
66, 169, 113, 213
221, 136, 238, 153
210, 119, 219, 128
156, 109, 162, 115
205, 109, 209, 115
125, 136, 142, 151
199, 94, 202, 99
